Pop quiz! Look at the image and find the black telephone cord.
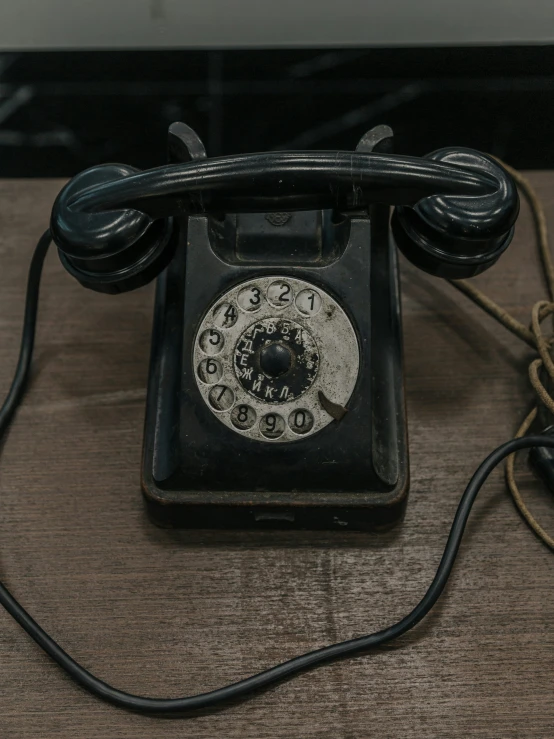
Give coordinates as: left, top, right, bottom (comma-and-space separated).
0, 230, 552, 715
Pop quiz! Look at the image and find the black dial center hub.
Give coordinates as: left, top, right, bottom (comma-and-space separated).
259, 342, 293, 378
233, 317, 320, 404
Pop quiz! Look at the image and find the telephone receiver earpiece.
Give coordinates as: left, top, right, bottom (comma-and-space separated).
52, 162, 177, 294
50, 123, 519, 293
391, 147, 518, 278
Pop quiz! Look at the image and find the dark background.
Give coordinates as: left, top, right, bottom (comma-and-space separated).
1, 45, 553, 176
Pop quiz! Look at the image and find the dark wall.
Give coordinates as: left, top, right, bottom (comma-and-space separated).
0, 46, 553, 176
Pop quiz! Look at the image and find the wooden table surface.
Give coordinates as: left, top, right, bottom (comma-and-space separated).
1, 176, 553, 738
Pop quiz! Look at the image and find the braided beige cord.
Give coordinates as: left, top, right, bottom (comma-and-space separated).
447, 279, 536, 348
445, 162, 554, 549
500, 160, 554, 301
504, 407, 554, 550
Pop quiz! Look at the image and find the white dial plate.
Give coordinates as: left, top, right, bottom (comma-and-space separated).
193, 276, 360, 443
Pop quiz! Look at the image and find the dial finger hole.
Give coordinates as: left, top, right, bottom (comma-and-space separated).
288, 408, 314, 435
199, 328, 224, 355
208, 385, 235, 411
197, 358, 223, 384
230, 404, 257, 430
267, 280, 293, 309
213, 302, 238, 328
237, 285, 263, 312
295, 288, 322, 316
260, 413, 285, 439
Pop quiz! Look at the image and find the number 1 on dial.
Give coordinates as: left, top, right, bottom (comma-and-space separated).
296, 288, 322, 316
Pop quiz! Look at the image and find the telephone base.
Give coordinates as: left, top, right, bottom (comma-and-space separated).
141, 214, 409, 532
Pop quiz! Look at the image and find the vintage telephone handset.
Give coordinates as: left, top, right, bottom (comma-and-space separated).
1, 122, 552, 715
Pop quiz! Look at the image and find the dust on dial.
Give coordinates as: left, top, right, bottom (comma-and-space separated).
193, 276, 359, 443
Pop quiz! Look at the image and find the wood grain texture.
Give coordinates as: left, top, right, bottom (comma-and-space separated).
0, 176, 553, 738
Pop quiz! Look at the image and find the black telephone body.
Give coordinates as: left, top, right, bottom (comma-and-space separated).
50, 123, 519, 531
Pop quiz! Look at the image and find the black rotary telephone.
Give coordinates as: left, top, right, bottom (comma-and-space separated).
3, 121, 547, 716
50, 122, 518, 530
